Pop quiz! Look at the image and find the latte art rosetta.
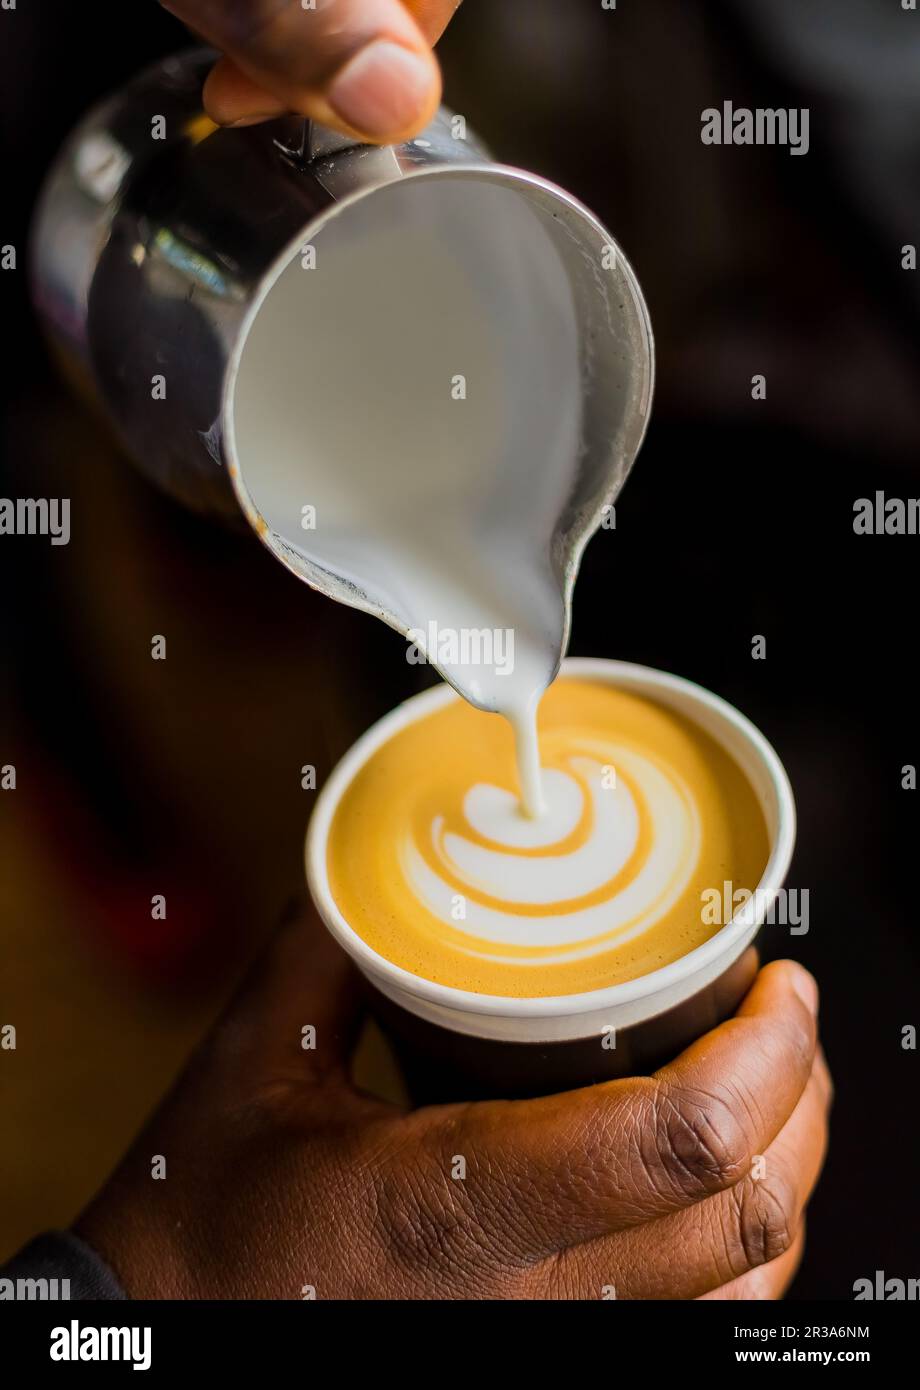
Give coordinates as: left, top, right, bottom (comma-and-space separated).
327, 680, 769, 997
403, 746, 702, 960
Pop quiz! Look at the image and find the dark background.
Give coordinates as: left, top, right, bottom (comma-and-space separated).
2, 0, 919, 1298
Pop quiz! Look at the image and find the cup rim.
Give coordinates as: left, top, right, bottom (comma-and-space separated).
305, 658, 796, 1019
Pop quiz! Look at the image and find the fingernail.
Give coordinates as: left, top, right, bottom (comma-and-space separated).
224, 112, 282, 128
327, 40, 435, 139
790, 964, 818, 1013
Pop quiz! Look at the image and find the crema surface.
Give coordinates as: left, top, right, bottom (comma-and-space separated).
327, 680, 769, 997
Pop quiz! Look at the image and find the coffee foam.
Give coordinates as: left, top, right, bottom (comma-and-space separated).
327, 678, 770, 997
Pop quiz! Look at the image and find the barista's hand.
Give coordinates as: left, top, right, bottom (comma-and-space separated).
162, 1, 461, 141
77, 906, 830, 1300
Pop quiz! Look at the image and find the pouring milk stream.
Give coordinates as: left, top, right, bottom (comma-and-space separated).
232, 177, 589, 818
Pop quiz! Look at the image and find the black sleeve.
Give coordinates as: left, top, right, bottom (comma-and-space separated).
1, 1230, 127, 1300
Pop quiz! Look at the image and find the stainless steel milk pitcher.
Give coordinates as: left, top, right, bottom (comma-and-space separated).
31, 47, 654, 652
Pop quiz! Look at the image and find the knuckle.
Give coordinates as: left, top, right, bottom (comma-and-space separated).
731, 1175, 797, 1272
650, 1084, 751, 1198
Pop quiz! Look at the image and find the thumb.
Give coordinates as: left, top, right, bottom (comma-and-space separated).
164, 0, 442, 141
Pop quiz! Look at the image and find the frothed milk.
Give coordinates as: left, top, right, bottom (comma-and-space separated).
325, 677, 769, 997
232, 175, 585, 815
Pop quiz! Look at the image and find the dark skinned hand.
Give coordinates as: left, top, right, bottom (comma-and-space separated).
77, 905, 831, 1299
